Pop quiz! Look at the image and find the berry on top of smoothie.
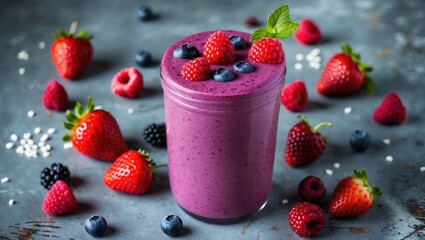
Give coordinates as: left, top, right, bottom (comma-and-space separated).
248, 5, 298, 64
203, 31, 235, 65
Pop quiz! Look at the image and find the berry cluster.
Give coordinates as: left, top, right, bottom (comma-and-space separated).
40, 163, 71, 190
175, 31, 259, 82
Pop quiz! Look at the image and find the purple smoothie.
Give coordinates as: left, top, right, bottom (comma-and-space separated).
161, 30, 286, 221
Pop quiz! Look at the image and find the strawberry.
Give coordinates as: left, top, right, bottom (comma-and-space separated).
42, 180, 78, 215
281, 80, 308, 112
51, 21, 93, 80
373, 92, 406, 125
181, 57, 211, 81
328, 169, 382, 218
285, 116, 332, 167
63, 97, 128, 162
42, 80, 69, 111
203, 31, 235, 65
103, 150, 159, 194
316, 43, 374, 96
111, 67, 144, 98
248, 38, 284, 64
294, 19, 321, 45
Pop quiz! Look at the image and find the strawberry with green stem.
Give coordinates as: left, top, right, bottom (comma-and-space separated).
51, 21, 93, 79
329, 169, 382, 218
63, 97, 128, 162
316, 43, 375, 96
248, 5, 299, 64
285, 116, 332, 167
103, 149, 167, 195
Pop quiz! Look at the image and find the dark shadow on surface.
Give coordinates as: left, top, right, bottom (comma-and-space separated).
80, 59, 114, 79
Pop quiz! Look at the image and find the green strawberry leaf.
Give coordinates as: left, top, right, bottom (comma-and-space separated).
250, 4, 298, 42
62, 134, 71, 142
363, 75, 375, 95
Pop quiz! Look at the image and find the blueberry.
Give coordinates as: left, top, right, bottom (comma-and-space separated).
349, 130, 371, 152
137, 5, 154, 21
85, 215, 107, 237
213, 68, 235, 82
173, 44, 200, 60
229, 35, 247, 50
161, 215, 183, 237
135, 51, 153, 67
233, 61, 255, 73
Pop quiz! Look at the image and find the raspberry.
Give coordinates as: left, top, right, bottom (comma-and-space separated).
373, 92, 406, 125
181, 57, 211, 81
42, 180, 78, 215
40, 163, 71, 190
294, 19, 322, 45
143, 123, 167, 148
245, 16, 260, 27
281, 80, 308, 112
42, 80, 69, 111
248, 38, 284, 64
111, 67, 144, 98
288, 202, 325, 238
203, 31, 235, 65
298, 175, 326, 203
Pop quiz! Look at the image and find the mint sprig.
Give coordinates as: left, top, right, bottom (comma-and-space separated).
251, 5, 299, 42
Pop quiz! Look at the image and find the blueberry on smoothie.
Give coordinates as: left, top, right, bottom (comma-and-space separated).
85, 215, 108, 237
137, 5, 154, 21
349, 130, 371, 152
161, 215, 183, 237
213, 68, 235, 82
229, 35, 247, 50
135, 50, 153, 67
233, 61, 255, 73
173, 44, 200, 60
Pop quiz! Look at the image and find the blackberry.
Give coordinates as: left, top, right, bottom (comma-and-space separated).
143, 123, 167, 148
40, 163, 71, 190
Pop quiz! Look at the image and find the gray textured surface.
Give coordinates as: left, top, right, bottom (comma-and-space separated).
1, 0, 425, 239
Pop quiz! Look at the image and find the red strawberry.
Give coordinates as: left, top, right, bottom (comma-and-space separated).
104, 150, 158, 195
328, 169, 382, 218
281, 80, 308, 112
316, 43, 374, 96
285, 116, 332, 167
42, 80, 69, 111
42, 180, 78, 215
373, 92, 406, 125
203, 31, 235, 65
51, 21, 93, 80
288, 202, 325, 238
294, 19, 321, 45
111, 67, 144, 98
181, 57, 211, 81
63, 97, 128, 162
248, 38, 284, 64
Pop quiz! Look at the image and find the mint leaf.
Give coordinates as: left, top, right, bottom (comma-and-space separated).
251, 28, 272, 42
251, 4, 298, 42
275, 21, 299, 40
267, 5, 289, 33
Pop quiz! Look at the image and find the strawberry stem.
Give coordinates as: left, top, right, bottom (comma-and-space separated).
69, 21, 78, 36
312, 122, 333, 133
152, 163, 168, 169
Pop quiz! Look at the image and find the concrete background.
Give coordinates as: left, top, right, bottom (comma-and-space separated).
0, 0, 424, 239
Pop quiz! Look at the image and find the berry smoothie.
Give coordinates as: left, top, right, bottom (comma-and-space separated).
161, 30, 286, 221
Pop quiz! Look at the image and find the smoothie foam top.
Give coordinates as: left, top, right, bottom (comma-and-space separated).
161, 30, 286, 99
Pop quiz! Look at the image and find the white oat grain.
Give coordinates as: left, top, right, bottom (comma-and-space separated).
34, 127, 42, 134
385, 155, 393, 162
10, 134, 18, 142
420, 166, 425, 172
63, 142, 73, 149
38, 42, 46, 49
325, 169, 333, 175
1, 177, 10, 183
295, 53, 304, 61
19, 68, 26, 75
47, 128, 56, 135
334, 163, 341, 169
344, 107, 352, 114
8, 199, 15, 205
127, 108, 134, 114
382, 139, 391, 145
27, 110, 35, 118
5, 142, 14, 149
295, 62, 304, 70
